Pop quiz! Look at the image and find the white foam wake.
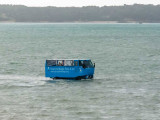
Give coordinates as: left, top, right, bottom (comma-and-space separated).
0, 74, 51, 87
0, 74, 49, 80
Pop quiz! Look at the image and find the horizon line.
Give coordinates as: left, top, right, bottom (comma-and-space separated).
0, 3, 160, 7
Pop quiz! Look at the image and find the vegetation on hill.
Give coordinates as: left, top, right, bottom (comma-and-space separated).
0, 4, 160, 22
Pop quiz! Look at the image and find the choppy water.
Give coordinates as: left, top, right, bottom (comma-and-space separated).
0, 23, 160, 120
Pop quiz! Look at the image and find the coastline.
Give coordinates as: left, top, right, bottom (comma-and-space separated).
0, 21, 160, 24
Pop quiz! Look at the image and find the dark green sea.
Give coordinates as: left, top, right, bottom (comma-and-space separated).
0, 23, 160, 120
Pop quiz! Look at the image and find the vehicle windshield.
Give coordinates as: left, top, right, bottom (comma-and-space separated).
79, 60, 94, 68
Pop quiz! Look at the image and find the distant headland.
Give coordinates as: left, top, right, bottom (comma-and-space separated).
0, 4, 160, 23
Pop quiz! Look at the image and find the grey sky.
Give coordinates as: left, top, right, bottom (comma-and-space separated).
0, 0, 159, 7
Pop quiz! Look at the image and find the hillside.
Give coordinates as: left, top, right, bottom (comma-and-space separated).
0, 4, 160, 22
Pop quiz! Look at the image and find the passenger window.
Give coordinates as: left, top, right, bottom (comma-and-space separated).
64, 60, 74, 66
79, 60, 83, 66
75, 61, 78, 66
46, 60, 57, 66
57, 60, 64, 66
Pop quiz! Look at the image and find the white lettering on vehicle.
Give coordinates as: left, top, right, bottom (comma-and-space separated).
48, 67, 75, 71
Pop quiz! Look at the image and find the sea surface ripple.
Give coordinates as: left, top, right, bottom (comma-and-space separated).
0, 23, 160, 120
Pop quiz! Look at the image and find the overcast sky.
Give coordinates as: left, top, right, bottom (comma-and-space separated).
0, 0, 159, 7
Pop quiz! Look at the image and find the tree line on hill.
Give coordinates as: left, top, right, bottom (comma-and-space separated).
0, 4, 160, 22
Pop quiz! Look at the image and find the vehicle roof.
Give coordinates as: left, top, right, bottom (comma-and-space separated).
46, 59, 91, 61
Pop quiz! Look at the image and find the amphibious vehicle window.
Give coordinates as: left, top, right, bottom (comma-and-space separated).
46, 60, 57, 66
79, 60, 94, 68
64, 60, 74, 66
79, 60, 83, 66
57, 60, 64, 66
74, 61, 78, 66
85, 60, 94, 68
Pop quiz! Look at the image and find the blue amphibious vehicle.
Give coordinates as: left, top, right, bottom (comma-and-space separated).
45, 59, 95, 79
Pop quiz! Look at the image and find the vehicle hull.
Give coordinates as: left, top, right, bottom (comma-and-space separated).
45, 66, 95, 80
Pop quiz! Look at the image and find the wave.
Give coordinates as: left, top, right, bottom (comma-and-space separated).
0, 74, 51, 87
0, 74, 49, 80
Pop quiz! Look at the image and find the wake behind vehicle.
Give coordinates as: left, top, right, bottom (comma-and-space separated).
45, 59, 95, 80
